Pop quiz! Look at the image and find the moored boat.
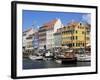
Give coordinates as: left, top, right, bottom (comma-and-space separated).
29, 55, 43, 60
76, 54, 91, 61
55, 50, 77, 64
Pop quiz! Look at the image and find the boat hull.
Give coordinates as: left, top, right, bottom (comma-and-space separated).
55, 57, 77, 64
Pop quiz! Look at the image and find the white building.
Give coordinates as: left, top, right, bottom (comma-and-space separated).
46, 29, 54, 49
46, 19, 63, 49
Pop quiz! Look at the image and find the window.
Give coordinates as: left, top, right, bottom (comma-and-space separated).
76, 43, 78, 47
78, 26, 80, 28
86, 31, 90, 35
23, 33, 26, 36
82, 31, 84, 34
83, 43, 84, 46
76, 36, 78, 40
77, 43, 80, 46
73, 36, 74, 40
76, 30, 78, 33
86, 37, 90, 40
80, 23, 82, 26
71, 37, 73, 40
73, 43, 74, 46
69, 44, 72, 47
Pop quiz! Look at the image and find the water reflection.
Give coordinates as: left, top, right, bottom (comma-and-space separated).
23, 58, 90, 69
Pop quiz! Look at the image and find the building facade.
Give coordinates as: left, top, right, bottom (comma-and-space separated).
38, 19, 63, 49
23, 21, 90, 52
46, 19, 63, 49
38, 26, 47, 49
54, 28, 62, 47
22, 28, 37, 50
32, 31, 39, 49
62, 22, 91, 49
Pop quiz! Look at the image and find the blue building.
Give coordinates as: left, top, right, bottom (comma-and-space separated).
32, 31, 39, 49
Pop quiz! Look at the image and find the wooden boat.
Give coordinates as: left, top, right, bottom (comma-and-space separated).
56, 50, 77, 64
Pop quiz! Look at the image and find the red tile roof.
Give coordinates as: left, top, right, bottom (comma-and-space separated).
68, 21, 79, 26
43, 19, 58, 30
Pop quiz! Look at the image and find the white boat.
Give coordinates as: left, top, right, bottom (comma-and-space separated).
55, 60, 62, 64
29, 55, 43, 60
43, 51, 54, 60
45, 51, 53, 57
76, 54, 91, 61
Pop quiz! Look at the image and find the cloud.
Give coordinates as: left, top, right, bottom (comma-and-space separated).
82, 14, 91, 24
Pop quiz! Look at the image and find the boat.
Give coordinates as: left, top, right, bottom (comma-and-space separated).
44, 51, 54, 60
55, 50, 77, 64
29, 55, 43, 60
76, 54, 91, 61
74, 46, 91, 62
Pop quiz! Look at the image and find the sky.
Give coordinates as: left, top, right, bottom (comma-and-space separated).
22, 10, 91, 31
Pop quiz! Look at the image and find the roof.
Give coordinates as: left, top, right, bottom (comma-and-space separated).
43, 19, 58, 30
23, 28, 32, 33
67, 21, 79, 27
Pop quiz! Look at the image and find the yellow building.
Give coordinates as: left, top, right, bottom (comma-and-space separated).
62, 22, 90, 49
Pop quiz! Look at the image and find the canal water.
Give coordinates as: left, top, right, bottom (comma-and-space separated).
23, 58, 91, 69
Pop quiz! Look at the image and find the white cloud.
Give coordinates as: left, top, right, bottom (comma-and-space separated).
82, 14, 91, 24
